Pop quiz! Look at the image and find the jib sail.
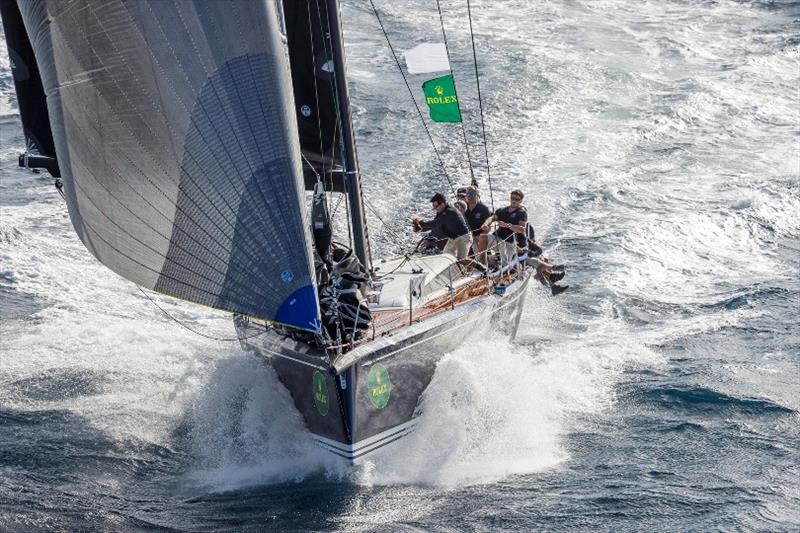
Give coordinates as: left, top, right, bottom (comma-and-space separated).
15, 0, 320, 332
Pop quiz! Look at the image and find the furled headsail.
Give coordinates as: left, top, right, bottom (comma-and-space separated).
15, 0, 320, 332
281, 0, 345, 192
0, 0, 59, 176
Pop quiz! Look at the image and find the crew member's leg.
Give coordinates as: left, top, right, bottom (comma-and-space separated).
443, 237, 458, 257
477, 233, 489, 265
446, 234, 484, 275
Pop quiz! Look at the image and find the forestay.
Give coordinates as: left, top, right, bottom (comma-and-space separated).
17, 0, 320, 332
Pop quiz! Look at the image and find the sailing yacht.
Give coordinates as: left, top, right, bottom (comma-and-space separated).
2, 0, 532, 462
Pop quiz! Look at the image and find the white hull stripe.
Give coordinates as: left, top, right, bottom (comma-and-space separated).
312, 419, 418, 459
314, 427, 416, 460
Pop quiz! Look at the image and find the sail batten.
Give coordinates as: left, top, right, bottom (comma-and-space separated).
17, 0, 321, 332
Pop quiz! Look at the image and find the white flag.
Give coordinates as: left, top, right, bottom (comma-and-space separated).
404, 43, 450, 74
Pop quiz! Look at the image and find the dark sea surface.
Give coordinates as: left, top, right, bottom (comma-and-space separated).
1, 1, 798, 531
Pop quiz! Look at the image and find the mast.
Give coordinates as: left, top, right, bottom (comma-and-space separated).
325, 0, 372, 272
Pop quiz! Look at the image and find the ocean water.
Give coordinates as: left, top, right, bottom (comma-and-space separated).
1, 0, 798, 531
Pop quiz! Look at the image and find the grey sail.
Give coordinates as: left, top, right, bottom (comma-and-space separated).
17, 0, 320, 332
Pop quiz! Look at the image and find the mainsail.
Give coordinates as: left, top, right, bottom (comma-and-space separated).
282, 0, 344, 192
15, 0, 320, 332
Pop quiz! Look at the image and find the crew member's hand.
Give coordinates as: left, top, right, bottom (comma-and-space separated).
412, 217, 422, 232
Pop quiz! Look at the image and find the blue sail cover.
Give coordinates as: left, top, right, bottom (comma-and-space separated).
17, 0, 320, 332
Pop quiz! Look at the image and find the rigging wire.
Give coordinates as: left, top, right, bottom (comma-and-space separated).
435, 0, 477, 188
465, 0, 495, 211
330, 189, 345, 217
343, 176, 353, 246
315, 0, 350, 213
54, 178, 65, 201
302, 153, 321, 179
310, 0, 339, 214
306, 1, 327, 181
136, 287, 263, 342
363, 198, 409, 244
367, 0, 456, 196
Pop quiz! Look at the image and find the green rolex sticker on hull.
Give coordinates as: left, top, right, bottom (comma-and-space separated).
367, 364, 392, 409
313, 371, 329, 416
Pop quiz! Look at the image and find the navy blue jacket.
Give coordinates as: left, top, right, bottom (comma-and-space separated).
421, 205, 470, 239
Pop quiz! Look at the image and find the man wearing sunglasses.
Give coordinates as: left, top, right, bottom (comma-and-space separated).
480, 189, 569, 295
480, 189, 529, 262
413, 192, 472, 260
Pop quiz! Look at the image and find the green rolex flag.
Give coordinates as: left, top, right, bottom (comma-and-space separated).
422, 74, 462, 123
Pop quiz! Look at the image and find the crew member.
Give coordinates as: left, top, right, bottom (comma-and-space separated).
463, 186, 492, 260
480, 189, 528, 266
413, 192, 472, 260
481, 189, 568, 295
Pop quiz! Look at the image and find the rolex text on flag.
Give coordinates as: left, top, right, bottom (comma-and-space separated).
422, 74, 462, 123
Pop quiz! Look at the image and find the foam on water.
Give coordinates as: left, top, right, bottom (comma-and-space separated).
1, 0, 798, 528
1, 198, 234, 448
359, 340, 568, 486
176, 306, 663, 490
2, 193, 666, 492
4, 189, 644, 491
181, 354, 347, 491
355, 318, 662, 487
1, 194, 653, 491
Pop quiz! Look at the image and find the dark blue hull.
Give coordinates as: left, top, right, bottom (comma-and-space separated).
234, 271, 531, 461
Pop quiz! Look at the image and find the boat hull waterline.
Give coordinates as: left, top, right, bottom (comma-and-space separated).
234, 271, 531, 461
